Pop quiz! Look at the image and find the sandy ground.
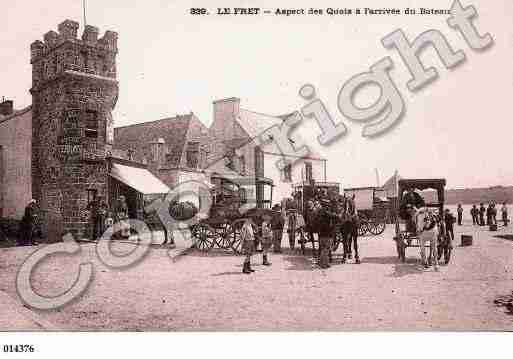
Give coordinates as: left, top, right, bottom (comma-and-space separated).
0, 221, 512, 331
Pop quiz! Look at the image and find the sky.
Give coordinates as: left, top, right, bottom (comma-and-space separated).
1, 0, 512, 189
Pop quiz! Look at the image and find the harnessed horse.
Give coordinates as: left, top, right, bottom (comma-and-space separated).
337, 195, 361, 264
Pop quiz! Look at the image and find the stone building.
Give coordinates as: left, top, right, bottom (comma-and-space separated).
0, 20, 169, 241
0, 20, 329, 242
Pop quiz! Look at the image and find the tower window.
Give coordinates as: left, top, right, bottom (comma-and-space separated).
84, 110, 98, 138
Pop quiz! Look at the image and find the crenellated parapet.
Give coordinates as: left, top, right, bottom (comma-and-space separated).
30, 20, 118, 85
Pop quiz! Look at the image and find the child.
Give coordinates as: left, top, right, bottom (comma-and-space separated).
241, 218, 255, 274
261, 216, 273, 266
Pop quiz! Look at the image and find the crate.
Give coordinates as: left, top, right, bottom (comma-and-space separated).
461, 235, 473, 246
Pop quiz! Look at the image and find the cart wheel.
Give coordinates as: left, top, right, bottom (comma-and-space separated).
369, 221, 386, 235
217, 222, 233, 249
192, 223, 215, 252
358, 214, 369, 236
229, 220, 245, 255
358, 222, 368, 237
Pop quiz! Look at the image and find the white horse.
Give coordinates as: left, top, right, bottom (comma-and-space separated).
416, 208, 439, 270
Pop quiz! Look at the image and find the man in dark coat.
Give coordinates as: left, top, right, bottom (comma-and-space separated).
457, 204, 463, 226
470, 204, 478, 225
316, 198, 338, 269
400, 188, 425, 234
479, 203, 486, 226
444, 209, 456, 243
18, 199, 38, 246
87, 196, 108, 241
271, 204, 285, 253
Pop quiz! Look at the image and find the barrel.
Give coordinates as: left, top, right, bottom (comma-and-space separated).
489, 224, 498, 231
461, 235, 473, 246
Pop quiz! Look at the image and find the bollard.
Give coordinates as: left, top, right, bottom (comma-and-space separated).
461, 235, 473, 246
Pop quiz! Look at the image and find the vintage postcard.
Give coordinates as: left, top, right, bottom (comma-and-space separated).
0, 0, 512, 356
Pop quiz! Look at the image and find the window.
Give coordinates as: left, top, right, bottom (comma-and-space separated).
305, 162, 313, 183
186, 142, 200, 169
282, 163, 292, 183
239, 155, 246, 175
84, 110, 98, 138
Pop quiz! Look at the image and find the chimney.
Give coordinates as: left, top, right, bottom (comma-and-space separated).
0, 99, 14, 116
212, 97, 240, 141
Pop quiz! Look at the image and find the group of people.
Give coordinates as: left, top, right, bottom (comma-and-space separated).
469, 202, 508, 227
241, 203, 286, 274
14, 195, 129, 246
241, 189, 356, 273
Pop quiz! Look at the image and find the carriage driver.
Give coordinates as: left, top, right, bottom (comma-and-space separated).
400, 188, 426, 235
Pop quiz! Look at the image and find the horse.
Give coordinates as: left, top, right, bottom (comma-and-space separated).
337, 194, 361, 264
415, 208, 440, 270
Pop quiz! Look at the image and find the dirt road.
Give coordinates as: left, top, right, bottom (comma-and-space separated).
0, 223, 512, 331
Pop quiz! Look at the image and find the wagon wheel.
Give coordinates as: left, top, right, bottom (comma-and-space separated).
357, 214, 369, 236
358, 222, 368, 237
216, 222, 233, 249
368, 220, 386, 235
368, 209, 387, 236
192, 223, 215, 252
229, 219, 245, 255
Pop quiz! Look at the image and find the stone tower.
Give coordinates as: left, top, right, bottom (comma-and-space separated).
30, 20, 119, 239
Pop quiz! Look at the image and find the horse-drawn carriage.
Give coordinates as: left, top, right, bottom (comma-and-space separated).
285, 181, 341, 254
393, 179, 452, 265
343, 187, 388, 236
190, 174, 279, 254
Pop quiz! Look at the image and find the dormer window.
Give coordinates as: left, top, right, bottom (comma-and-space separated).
186, 142, 200, 169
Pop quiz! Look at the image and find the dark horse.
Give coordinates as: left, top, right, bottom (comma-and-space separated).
337, 195, 361, 264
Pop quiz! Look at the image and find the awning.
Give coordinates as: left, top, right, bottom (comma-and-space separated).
110, 163, 170, 195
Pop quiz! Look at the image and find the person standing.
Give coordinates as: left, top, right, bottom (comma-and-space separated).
491, 202, 497, 225
271, 205, 284, 253
261, 216, 273, 266
286, 209, 297, 251
241, 218, 255, 274
87, 196, 108, 241
317, 199, 337, 269
501, 202, 508, 226
470, 204, 478, 225
479, 203, 486, 226
444, 209, 456, 243
18, 199, 38, 246
486, 203, 492, 226
457, 204, 463, 226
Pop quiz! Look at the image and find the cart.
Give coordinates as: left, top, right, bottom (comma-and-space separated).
288, 181, 341, 254
393, 179, 452, 264
343, 187, 388, 236
191, 174, 278, 254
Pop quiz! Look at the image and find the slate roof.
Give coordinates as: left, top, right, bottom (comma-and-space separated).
114, 114, 193, 167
